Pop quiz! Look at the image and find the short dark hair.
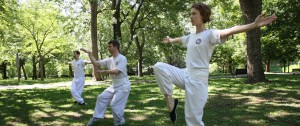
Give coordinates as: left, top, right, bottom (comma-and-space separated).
74, 50, 80, 55
108, 40, 120, 51
192, 3, 211, 23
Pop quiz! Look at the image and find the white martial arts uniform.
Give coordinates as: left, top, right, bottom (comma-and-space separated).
71, 59, 86, 103
154, 29, 225, 126
92, 54, 130, 125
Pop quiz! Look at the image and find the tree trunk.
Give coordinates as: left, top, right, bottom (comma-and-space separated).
124, 0, 143, 55
265, 60, 270, 72
32, 55, 37, 80
1, 60, 8, 79
69, 64, 73, 77
135, 37, 143, 77
20, 59, 27, 80
90, 0, 101, 81
112, 0, 122, 47
239, 0, 266, 83
228, 64, 232, 74
287, 61, 290, 73
283, 61, 286, 73
16, 53, 21, 82
39, 55, 44, 81
43, 63, 46, 78
21, 65, 27, 80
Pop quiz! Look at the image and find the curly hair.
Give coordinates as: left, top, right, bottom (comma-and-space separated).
191, 3, 211, 23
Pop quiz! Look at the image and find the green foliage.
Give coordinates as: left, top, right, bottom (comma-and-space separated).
209, 0, 243, 29
208, 0, 248, 72
6, 65, 17, 78
1, 0, 299, 79
262, 0, 300, 63
211, 45, 234, 73
137, 0, 193, 67
0, 1, 19, 76
11, 0, 77, 79
0, 0, 18, 44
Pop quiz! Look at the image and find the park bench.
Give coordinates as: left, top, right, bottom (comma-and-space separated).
292, 68, 300, 75
232, 68, 247, 77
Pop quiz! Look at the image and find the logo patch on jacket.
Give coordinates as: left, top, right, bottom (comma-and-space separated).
195, 39, 202, 44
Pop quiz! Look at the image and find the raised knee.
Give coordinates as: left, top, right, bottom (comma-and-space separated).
153, 62, 164, 71
97, 94, 104, 100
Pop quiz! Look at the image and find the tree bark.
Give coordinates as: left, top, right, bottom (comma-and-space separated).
90, 0, 101, 81
39, 55, 44, 81
69, 64, 73, 77
287, 61, 290, 73
112, 0, 122, 45
20, 59, 27, 80
265, 60, 270, 72
16, 53, 21, 82
239, 0, 266, 83
43, 63, 46, 78
283, 61, 286, 73
135, 37, 143, 77
124, 0, 143, 55
21, 65, 27, 80
1, 60, 8, 79
32, 55, 37, 80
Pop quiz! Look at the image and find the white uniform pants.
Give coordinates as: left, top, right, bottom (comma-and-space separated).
93, 83, 130, 125
153, 62, 208, 126
71, 77, 85, 103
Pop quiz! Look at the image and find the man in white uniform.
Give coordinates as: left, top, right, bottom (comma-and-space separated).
81, 40, 130, 126
71, 50, 89, 105
153, 2, 277, 126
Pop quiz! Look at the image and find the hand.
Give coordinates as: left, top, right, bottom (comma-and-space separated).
80, 48, 92, 54
254, 14, 277, 27
162, 36, 171, 43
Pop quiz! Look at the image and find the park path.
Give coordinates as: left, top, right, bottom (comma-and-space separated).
0, 80, 157, 90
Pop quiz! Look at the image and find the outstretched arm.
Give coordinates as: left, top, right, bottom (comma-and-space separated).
220, 14, 277, 39
84, 61, 92, 65
162, 36, 182, 44
97, 69, 120, 75
80, 48, 101, 67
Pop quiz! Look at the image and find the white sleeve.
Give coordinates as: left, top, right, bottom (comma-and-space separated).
81, 60, 85, 67
97, 58, 108, 68
115, 56, 127, 74
209, 30, 226, 46
180, 34, 190, 47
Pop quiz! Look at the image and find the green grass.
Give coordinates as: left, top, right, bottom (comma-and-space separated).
0, 76, 152, 86
0, 78, 73, 86
0, 74, 299, 126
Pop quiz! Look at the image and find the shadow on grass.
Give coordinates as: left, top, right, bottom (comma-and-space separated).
0, 78, 73, 86
0, 74, 299, 126
0, 83, 186, 126
207, 74, 300, 126
0, 88, 93, 126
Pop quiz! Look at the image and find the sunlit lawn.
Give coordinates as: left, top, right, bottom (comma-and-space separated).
0, 77, 73, 86
0, 76, 154, 86
0, 74, 299, 126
